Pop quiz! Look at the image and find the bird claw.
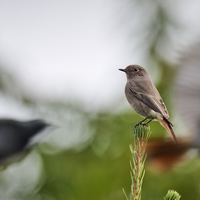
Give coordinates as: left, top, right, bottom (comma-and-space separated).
134, 122, 142, 129
133, 121, 149, 132
143, 122, 149, 127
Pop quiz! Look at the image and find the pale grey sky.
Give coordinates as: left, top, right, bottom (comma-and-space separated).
0, 0, 140, 112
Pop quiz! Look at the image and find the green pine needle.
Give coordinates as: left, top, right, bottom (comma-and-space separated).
164, 190, 181, 200
129, 124, 151, 200
122, 188, 129, 200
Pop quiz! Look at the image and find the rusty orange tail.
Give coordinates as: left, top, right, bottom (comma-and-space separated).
159, 119, 177, 143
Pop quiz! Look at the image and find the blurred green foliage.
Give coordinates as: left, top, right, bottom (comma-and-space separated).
37, 110, 200, 200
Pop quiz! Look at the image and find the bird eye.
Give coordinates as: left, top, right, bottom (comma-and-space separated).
134, 68, 138, 71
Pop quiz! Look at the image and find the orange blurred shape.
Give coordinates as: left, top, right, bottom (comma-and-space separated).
146, 137, 196, 171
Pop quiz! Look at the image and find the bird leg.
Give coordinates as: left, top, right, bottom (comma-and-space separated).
143, 119, 152, 126
134, 118, 149, 129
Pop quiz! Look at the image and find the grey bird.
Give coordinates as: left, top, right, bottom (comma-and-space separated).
119, 65, 177, 143
0, 119, 49, 163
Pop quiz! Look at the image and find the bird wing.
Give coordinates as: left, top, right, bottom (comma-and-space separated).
129, 86, 173, 125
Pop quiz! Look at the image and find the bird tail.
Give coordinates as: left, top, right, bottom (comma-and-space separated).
159, 119, 178, 144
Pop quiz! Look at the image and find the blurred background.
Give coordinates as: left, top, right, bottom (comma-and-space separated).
1, 0, 200, 199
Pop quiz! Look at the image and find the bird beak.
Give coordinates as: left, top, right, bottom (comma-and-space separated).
119, 68, 126, 72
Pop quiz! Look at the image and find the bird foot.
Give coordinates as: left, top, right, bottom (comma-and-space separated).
134, 122, 148, 129
142, 122, 150, 126
134, 122, 142, 129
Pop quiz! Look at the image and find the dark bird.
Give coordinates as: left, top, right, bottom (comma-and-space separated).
0, 119, 49, 164
119, 65, 177, 143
